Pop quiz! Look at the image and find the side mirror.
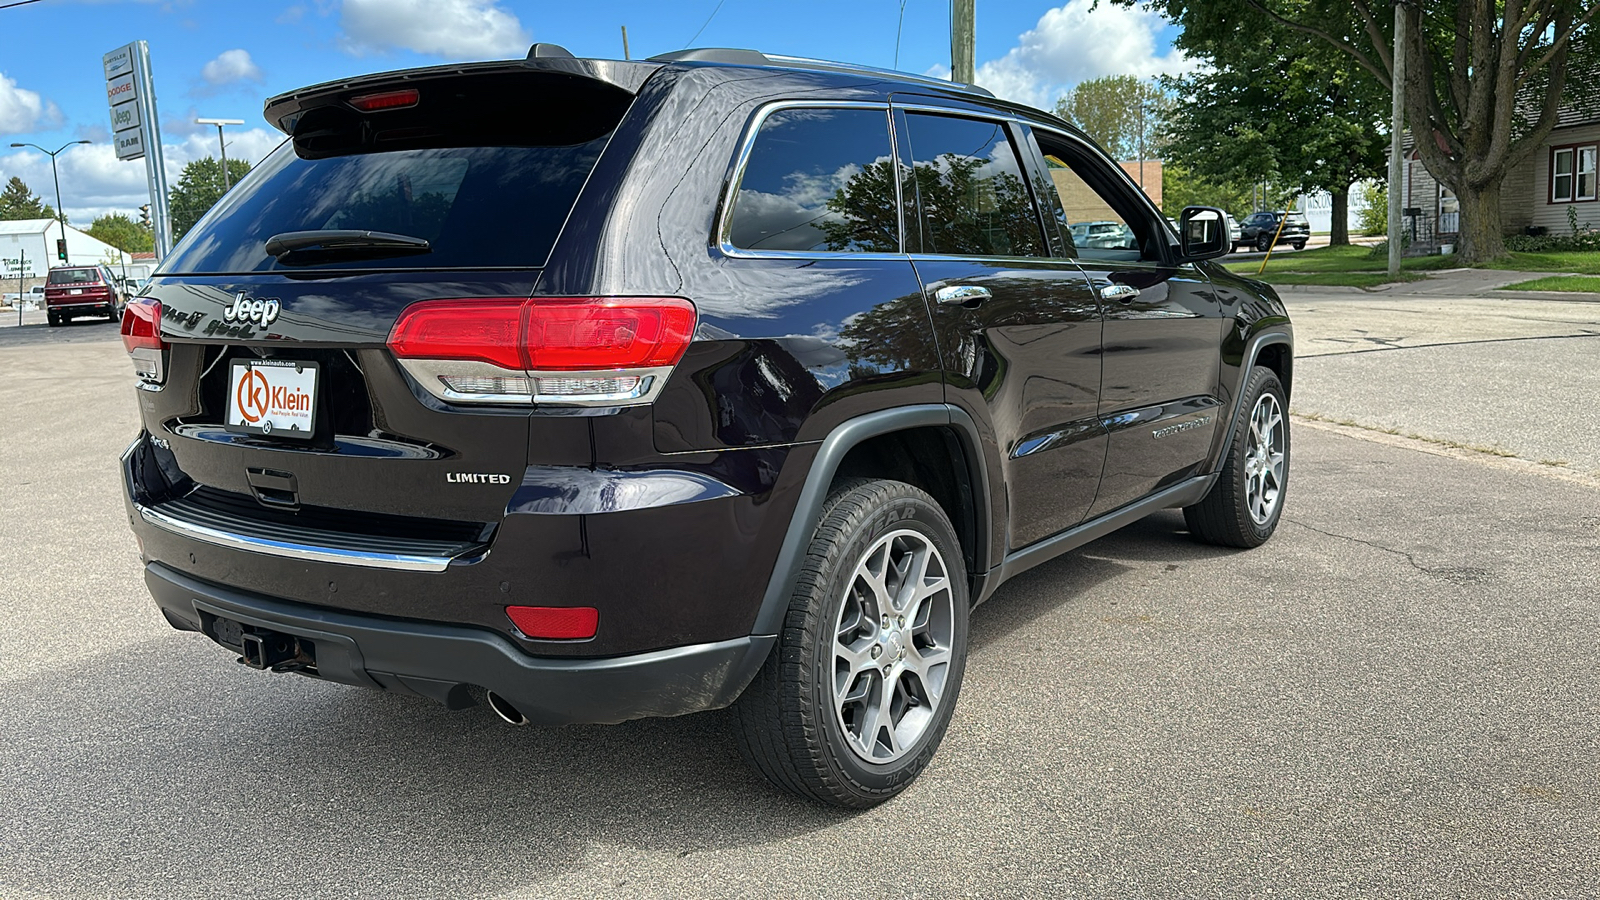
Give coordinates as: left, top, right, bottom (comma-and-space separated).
1178, 206, 1229, 261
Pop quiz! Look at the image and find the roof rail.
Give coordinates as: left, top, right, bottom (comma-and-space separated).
764, 54, 994, 97
648, 48, 770, 64
646, 47, 994, 98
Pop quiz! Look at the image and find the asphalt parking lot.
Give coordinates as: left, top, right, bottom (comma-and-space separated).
2, 296, 1596, 898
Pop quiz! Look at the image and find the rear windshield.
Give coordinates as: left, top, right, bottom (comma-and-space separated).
162, 73, 632, 274
48, 268, 101, 284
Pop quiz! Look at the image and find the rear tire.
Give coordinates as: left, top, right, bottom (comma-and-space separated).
47, 313, 60, 327
1292, 241, 1306, 251
1256, 232, 1272, 252
1185, 366, 1289, 548
733, 479, 969, 808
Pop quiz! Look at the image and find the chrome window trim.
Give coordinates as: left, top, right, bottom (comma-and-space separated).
134, 502, 466, 573
717, 100, 900, 261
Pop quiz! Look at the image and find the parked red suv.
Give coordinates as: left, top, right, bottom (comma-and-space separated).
45, 265, 122, 326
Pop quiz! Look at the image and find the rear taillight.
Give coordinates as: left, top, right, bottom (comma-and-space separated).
120, 299, 167, 384
387, 297, 696, 407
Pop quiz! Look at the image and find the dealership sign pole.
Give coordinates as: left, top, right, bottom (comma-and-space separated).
104, 41, 174, 260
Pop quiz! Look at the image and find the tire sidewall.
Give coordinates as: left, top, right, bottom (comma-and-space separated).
809, 488, 969, 797
1229, 369, 1290, 543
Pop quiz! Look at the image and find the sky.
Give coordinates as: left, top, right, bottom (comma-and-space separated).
0, 0, 1190, 226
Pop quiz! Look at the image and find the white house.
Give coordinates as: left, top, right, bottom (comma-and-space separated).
0, 219, 138, 292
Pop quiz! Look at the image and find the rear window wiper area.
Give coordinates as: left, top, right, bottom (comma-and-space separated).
264, 230, 432, 264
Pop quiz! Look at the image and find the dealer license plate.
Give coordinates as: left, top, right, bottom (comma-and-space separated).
225, 359, 319, 440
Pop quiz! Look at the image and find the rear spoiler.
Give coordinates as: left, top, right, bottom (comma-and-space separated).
262, 56, 662, 135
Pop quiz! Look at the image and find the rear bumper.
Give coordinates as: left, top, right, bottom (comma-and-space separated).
146, 562, 775, 725
49, 300, 114, 311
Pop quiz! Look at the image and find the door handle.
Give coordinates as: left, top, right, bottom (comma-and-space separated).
935, 284, 992, 306
1099, 283, 1140, 303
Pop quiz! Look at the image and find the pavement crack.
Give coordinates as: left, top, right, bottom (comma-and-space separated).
1300, 331, 1600, 358
1285, 518, 1491, 583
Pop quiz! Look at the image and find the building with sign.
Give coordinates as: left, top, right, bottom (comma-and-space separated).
0, 219, 138, 293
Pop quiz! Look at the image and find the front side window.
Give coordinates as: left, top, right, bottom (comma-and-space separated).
902, 112, 1045, 258
1553, 148, 1574, 202
726, 107, 899, 253
1032, 130, 1155, 262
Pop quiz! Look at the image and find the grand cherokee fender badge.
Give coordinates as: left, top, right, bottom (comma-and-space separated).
1152, 415, 1211, 439
223, 292, 281, 326
446, 473, 512, 484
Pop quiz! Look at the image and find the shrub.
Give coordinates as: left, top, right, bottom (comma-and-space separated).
1503, 230, 1600, 253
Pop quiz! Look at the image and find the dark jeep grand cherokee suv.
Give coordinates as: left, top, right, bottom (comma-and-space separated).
120, 46, 1292, 808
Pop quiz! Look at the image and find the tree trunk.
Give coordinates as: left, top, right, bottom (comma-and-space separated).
1329, 188, 1349, 246
1455, 177, 1506, 263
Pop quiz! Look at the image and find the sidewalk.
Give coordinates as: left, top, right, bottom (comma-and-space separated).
1266, 267, 1600, 300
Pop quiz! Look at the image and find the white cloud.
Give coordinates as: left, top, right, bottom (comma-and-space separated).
970, 1, 1193, 110
200, 49, 263, 87
0, 128, 285, 226
0, 72, 62, 135
338, 0, 530, 59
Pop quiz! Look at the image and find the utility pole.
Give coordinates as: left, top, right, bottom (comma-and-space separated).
196, 118, 245, 191
621, 25, 630, 60
1387, 1, 1407, 279
951, 0, 975, 84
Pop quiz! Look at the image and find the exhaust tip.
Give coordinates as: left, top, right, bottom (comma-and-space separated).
485, 690, 530, 726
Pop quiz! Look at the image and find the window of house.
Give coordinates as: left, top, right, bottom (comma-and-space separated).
1579, 147, 1597, 201
726, 107, 899, 253
900, 112, 1046, 258
1553, 147, 1576, 202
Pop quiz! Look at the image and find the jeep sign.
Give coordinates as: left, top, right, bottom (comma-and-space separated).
103, 40, 173, 258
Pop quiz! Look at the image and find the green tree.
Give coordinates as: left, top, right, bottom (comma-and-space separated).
1055, 75, 1169, 163
168, 157, 253, 241
86, 212, 154, 254
1160, 163, 1288, 219
0, 176, 56, 221
1162, 38, 1388, 245
1357, 181, 1387, 236
1127, 0, 1600, 262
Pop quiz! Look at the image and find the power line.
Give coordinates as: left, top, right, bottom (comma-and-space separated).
685, 0, 728, 48
0, 0, 47, 10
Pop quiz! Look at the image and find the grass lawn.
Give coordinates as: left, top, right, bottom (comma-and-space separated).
1224, 244, 1600, 284
1496, 274, 1600, 292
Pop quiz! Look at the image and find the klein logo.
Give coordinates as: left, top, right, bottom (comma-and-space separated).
223, 292, 281, 326
234, 369, 311, 425
446, 473, 512, 484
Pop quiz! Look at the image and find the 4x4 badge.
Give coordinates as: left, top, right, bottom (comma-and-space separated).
223, 292, 281, 326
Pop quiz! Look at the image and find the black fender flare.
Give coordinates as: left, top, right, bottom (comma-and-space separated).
1209, 327, 1293, 474
750, 404, 993, 636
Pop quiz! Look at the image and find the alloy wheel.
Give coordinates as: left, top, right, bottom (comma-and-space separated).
1243, 392, 1286, 524
831, 528, 955, 764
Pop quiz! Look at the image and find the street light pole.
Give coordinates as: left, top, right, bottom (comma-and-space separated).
195, 117, 245, 191
9, 140, 91, 264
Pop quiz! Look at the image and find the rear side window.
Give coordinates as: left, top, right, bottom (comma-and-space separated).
161, 73, 631, 274
726, 107, 899, 253
49, 268, 101, 284
902, 113, 1045, 258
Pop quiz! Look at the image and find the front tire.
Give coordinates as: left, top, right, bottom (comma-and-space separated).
734, 479, 969, 808
1292, 241, 1306, 251
1185, 366, 1289, 548
1256, 232, 1272, 252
